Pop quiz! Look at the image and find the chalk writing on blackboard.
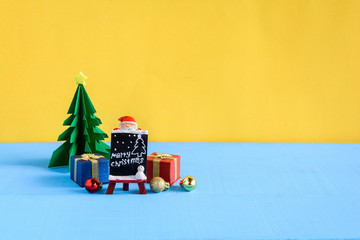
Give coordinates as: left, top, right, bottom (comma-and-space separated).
109, 129, 148, 180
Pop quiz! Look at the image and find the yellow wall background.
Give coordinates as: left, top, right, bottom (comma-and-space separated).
0, 0, 360, 143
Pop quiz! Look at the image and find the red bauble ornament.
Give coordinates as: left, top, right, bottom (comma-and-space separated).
85, 178, 103, 193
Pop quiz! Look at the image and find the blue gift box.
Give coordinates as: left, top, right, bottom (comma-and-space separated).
70, 153, 109, 187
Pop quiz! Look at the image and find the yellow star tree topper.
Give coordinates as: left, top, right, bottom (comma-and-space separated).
75, 72, 87, 85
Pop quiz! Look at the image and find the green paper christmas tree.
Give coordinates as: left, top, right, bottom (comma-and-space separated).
48, 72, 110, 170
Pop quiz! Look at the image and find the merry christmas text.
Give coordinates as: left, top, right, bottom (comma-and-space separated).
111, 151, 145, 167
111, 152, 131, 159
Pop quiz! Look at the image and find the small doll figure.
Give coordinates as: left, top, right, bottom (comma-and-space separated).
135, 165, 147, 180
113, 116, 142, 131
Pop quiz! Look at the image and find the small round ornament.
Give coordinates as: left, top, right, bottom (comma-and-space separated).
85, 178, 103, 193
180, 176, 196, 192
150, 177, 170, 193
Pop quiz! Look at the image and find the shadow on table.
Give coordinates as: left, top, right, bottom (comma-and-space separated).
5, 158, 70, 174
48, 165, 68, 173
73, 185, 147, 195
170, 186, 181, 191
2, 158, 50, 168
36, 173, 73, 188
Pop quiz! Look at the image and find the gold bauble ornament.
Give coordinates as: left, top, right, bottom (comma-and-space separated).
150, 177, 170, 193
180, 176, 197, 192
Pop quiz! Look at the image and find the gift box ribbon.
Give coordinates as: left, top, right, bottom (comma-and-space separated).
74, 154, 102, 182
149, 153, 177, 180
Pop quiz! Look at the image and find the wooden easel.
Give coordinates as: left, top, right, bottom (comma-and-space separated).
106, 179, 147, 194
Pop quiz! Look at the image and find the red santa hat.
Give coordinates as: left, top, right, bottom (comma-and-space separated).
118, 116, 137, 127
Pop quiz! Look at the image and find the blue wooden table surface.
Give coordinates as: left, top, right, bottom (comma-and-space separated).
0, 142, 359, 240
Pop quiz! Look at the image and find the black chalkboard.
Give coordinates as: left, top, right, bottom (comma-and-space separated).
110, 131, 148, 176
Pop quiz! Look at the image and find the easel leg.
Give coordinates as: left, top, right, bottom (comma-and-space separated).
123, 183, 129, 191
106, 182, 116, 194
138, 182, 147, 194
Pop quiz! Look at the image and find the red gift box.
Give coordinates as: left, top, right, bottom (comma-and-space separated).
146, 152, 180, 186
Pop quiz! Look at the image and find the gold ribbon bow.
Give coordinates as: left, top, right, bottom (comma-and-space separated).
74, 154, 102, 182
149, 153, 178, 181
